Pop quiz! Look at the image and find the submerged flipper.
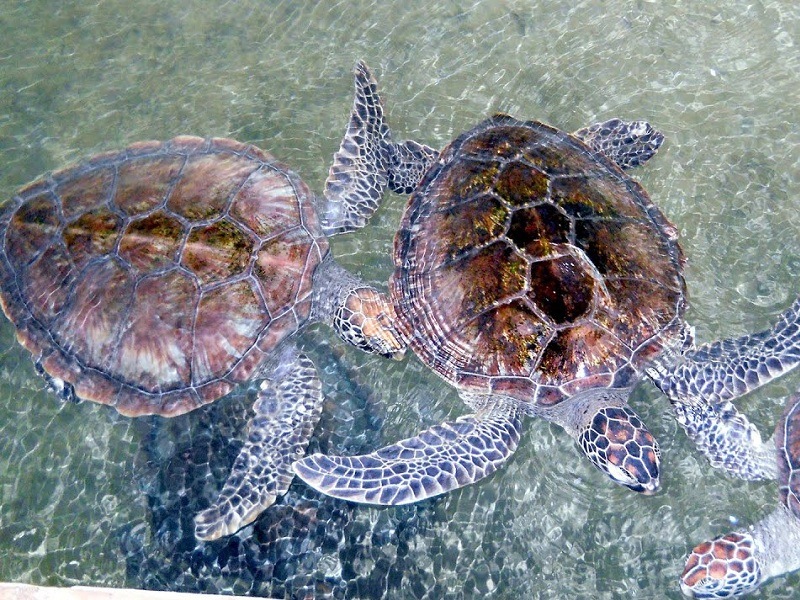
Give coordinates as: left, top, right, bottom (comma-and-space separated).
648, 297, 800, 480
293, 400, 523, 505
194, 352, 323, 541
573, 118, 664, 170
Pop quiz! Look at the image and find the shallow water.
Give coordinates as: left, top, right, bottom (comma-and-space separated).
0, 1, 799, 598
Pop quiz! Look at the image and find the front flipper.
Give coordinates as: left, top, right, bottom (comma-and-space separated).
194, 352, 323, 541
322, 61, 438, 234
573, 118, 664, 170
322, 61, 392, 234
293, 401, 523, 505
662, 298, 800, 403
648, 297, 800, 480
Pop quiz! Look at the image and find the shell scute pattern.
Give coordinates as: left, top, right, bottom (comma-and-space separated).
120, 211, 184, 272
431, 194, 509, 266
5, 195, 61, 272
166, 154, 254, 221
393, 117, 685, 406
182, 218, 256, 285
455, 118, 542, 161
505, 203, 570, 257
493, 160, 550, 208
58, 166, 117, 219
0, 136, 327, 416
64, 208, 123, 270
115, 155, 182, 215
112, 269, 197, 389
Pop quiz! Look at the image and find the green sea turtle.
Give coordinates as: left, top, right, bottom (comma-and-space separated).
0, 67, 407, 541
680, 389, 800, 598
293, 63, 800, 505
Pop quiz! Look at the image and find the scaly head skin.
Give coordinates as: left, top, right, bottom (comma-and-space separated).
333, 286, 407, 359
680, 532, 762, 598
577, 404, 661, 494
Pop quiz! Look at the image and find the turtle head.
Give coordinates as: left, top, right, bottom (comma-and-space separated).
333, 287, 407, 359
680, 532, 762, 599
573, 393, 661, 494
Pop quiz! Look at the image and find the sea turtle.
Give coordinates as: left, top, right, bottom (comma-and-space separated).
0, 65, 406, 541
293, 63, 800, 505
680, 389, 800, 598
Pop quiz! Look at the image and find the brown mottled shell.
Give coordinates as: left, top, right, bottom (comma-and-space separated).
391, 115, 686, 407
0, 136, 328, 417
777, 393, 800, 518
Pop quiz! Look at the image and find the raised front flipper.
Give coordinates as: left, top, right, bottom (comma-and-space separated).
649, 297, 800, 481
322, 61, 438, 234
573, 118, 664, 170
293, 400, 522, 505
322, 61, 393, 235
194, 352, 323, 541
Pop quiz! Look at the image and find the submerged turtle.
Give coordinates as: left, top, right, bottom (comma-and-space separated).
0, 65, 406, 541
680, 387, 800, 598
293, 64, 800, 505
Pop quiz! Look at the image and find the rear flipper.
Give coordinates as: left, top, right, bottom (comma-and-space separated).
194, 351, 323, 541
573, 118, 664, 170
293, 400, 522, 505
648, 296, 800, 480
321, 61, 437, 235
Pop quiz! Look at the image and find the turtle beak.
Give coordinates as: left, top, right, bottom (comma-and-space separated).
630, 476, 660, 496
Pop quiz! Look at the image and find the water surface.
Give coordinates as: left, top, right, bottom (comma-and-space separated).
1, 1, 799, 598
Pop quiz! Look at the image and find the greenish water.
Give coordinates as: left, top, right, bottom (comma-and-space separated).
1, 1, 799, 598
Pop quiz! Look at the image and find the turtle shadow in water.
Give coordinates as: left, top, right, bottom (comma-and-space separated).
118, 337, 442, 599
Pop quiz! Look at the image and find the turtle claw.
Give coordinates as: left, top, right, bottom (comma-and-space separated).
294, 401, 523, 505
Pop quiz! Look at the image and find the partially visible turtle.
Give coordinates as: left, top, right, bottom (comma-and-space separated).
680, 390, 800, 598
293, 63, 800, 505
0, 65, 405, 541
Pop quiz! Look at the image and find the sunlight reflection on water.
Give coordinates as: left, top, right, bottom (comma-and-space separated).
0, 1, 798, 598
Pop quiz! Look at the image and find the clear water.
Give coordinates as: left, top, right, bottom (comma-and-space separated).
1, 1, 799, 598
